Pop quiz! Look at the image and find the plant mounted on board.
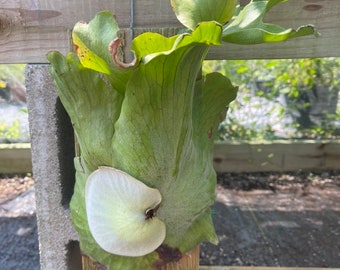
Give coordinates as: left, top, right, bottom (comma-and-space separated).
47, 0, 317, 269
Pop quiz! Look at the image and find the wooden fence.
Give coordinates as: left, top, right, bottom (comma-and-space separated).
0, 143, 31, 174
1, 0, 340, 63
2, 141, 340, 174
213, 140, 340, 173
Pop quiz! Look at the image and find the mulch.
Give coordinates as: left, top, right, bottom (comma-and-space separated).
0, 175, 34, 206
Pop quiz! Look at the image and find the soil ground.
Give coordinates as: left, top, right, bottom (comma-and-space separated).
201, 171, 340, 267
0, 175, 39, 270
0, 171, 339, 269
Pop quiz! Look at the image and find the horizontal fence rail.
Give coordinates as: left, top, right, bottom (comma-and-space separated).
1, 141, 340, 174
0, 143, 31, 174
213, 140, 340, 173
0, 0, 340, 63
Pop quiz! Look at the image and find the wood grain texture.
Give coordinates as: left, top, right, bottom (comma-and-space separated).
0, 0, 129, 63
81, 246, 199, 270
2, 141, 339, 174
213, 141, 340, 173
0, 143, 31, 173
0, 0, 339, 63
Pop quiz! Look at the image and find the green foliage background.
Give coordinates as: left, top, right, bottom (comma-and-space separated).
0, 64, 28, 143
0, 64, 26, 88
203, 58, 340, 141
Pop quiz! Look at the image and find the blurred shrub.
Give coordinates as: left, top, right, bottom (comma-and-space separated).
203, 58, 340, 141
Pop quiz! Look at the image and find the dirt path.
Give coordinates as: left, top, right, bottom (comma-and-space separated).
0, 176, 39, 270
201, 171, 340, 267
0, 171, 339, 269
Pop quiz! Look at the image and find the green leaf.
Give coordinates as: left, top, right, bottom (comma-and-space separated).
48, 20, 234, 270
177, 209, 218, 252
72, 11, 118, 73
222, 0, 318, 44
111, 23, 236, 253
47, 51, 123, 171
72, 11, 134, 93
193, 72, 238, 140
176, 72, 237, 251
131, 21, 222, 64
111, 50, 215, 250
70, 160, 159, 270
131, 33, 179, 62
171, 0, 237, 30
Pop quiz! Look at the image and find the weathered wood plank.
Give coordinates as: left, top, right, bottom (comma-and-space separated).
82, 246, 200, 270
0, 0, 129, 64
1, 141, 339, 174
208, 0, 340, 60
0, 143, 31, 173
213, 140, 340, 173
0, 0, 340, 63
